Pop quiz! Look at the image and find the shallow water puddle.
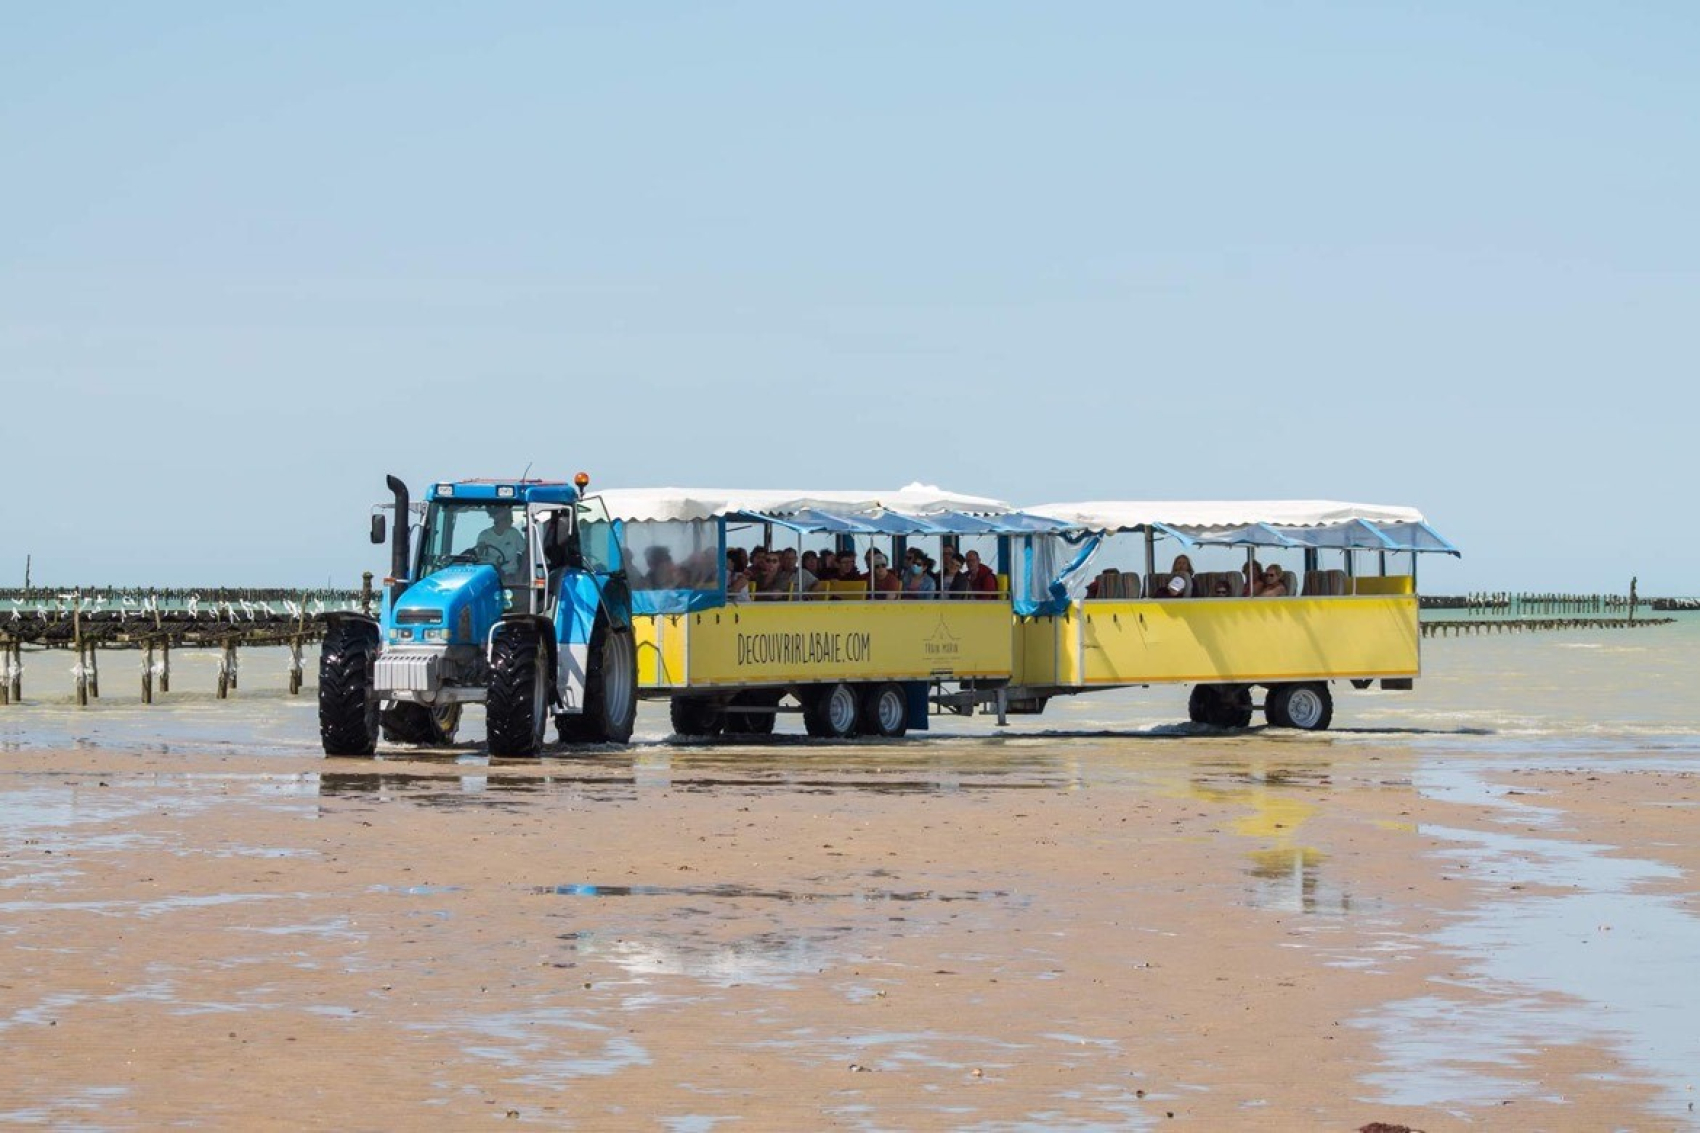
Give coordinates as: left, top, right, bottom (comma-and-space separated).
1354, 768, 1700, 1117
537, 882, 1008, 903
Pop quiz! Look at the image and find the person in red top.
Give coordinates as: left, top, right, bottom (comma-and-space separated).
869, 553, 902, 598
963, 550, 999, 599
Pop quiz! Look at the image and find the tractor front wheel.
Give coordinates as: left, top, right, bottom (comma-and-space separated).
381, 702, 462, 745
319, 620, 379, 756
488, 626, 549, 757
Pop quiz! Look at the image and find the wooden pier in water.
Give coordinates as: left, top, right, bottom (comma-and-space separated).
1419, 583, 1682, 637
0, 578, 372, 706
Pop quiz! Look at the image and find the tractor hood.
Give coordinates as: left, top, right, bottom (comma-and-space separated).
387, 564, 504, 645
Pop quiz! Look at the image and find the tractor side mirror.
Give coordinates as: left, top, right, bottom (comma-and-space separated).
370, 514, 387, 545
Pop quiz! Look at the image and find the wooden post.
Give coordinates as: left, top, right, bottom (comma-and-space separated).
228, 642, 238, 690
288, 636, 303, 695
88, 640, 100, 699
217, 641, 230, 699
143, 640, 154, 705
74, 607, 87, 706
160, 640, 171, 693
0, 641, 8, 706
361, 572, 374, 615
8, 642, 19, 702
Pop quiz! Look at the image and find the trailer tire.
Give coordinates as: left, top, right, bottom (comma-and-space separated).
724, 691, 779, 736
559, 621, 637, 745
1188, 683, 1253, 729
488, 625, 549, 757
859, 683, 909, 738
381, 702, 462, 745
670, 696, 724, 738
803, 683, 859, 739
1266, 682, 1333, 731
319, 620, 380, 756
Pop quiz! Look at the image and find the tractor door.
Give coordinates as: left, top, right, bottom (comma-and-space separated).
528, 505, 574, 616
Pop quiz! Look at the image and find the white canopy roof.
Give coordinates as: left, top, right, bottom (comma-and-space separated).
597, 482, 1012, 523
1025, 499, 1426, 532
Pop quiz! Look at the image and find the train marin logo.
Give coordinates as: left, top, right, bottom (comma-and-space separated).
923, 615, 961, 658
736, 631, 871, 667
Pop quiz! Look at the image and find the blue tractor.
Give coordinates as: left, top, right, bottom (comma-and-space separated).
318, 474, 636, 757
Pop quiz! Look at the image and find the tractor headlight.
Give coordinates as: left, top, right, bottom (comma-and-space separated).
423, 628, 448, 642
393, 628, 414, 641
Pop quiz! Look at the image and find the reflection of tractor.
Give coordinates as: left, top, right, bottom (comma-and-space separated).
317, 474, 636, 757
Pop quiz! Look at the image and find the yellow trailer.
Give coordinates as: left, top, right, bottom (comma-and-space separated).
1006, 500, 1457, 728
605, 486, 1057, 738
605, 490, 1457, 737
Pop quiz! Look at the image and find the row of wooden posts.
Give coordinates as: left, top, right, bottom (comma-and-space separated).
0, 575, 373, 707
1421, 616, 1675, 638
0, 631, 318, 707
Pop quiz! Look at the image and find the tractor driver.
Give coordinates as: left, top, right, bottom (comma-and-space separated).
475, 506, 527, 581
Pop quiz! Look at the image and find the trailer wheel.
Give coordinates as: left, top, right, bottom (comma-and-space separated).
669, 696, 724, 738
319, 620, 379, 756
1188, 683, 1253, 729
803, 683, 860, 739
560, 621, 637, 745
859, 683, 909, 738
1266, 682, 1333, 731
488, 625, 549, 756
1186, 684, 1214, 725
724, 690, 778, 736
381, 702, 462, 745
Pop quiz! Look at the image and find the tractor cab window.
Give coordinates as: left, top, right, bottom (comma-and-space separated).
419, 502, 529, 586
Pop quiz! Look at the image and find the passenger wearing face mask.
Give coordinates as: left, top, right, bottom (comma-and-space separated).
902, 552, 938, 599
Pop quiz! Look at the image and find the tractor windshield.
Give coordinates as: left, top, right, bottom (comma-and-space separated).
419, 502, 529, 586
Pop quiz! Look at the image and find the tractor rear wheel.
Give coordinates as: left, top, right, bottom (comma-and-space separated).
319, 620, 379, 756
381, 702, 462, 745
488, 626, 549, 757
558, 620, 637, 745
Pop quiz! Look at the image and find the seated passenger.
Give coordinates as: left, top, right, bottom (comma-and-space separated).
1240, 560, 1264, 597
1168, 555, 1195, 597
1256, 564, 1289, 597
750, 549, 787, 599
963, 550, 998, 599
779, 548, 817, 597
726, 548, 751, 603
643, 546, 684, 589
681, 549, 719, 589
834, 551, 864, 583
801, 550, 822, 580
903, 554, 938, 599
1212, 578, 1233, 598
941, 551, 970, 597
870, 553, 901, 599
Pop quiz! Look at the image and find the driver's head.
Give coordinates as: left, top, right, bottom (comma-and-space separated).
488, 507, 511, 529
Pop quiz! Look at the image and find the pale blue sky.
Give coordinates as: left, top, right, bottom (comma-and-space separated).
3, 3, 1695, 592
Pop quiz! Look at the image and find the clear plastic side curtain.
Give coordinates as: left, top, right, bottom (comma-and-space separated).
1013, 533, 1102, 616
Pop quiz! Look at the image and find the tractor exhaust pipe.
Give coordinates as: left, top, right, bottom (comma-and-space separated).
386, 474, 411, 603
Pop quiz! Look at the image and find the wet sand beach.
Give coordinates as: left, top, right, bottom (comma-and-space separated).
3, 624, 1699, 1129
